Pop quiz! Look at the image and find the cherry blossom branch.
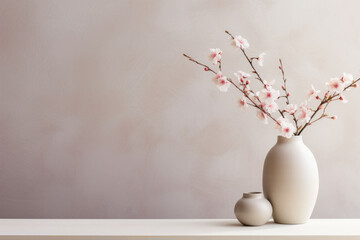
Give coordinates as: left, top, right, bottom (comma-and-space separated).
183, 53, 280, 125
225, 30, 265, 86
308, 99, 334, 125
297, 78, 360, 135
224, 30, 291, 129
183, 54, 217, 74
228, 80, 279, 124
185, 33, 359, 138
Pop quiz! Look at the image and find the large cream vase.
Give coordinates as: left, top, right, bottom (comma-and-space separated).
262, 136, 319, 224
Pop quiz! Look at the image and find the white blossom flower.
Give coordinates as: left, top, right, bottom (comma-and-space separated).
276, 117, 296, 138
213, 71, 230, 92
263, 79, 276, 90
285, 104, 298, 114
262, 101, 279, 113
232, 35, 249, 49
209, 48, 222, 65
258, 52, 266, 67
234, 70, 251, 83
326, 78, 345, 93
239, 96, 248, 110
341, 73, 353, 84
307, 85, 320, 101
339, 94, 348, 103
297, 102, 312, 124
248, 91, 259, 103
274, 117, 284, 131
258, 87, 280, 104
256, 110, 268, 124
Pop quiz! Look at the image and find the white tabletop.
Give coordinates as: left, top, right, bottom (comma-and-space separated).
0, 219, 359, 240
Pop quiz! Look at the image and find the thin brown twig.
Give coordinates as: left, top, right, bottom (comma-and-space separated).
183, 54, 217, 74
279, 59, 299, 132
279, 59, 290, 104
278, 109, 285, 118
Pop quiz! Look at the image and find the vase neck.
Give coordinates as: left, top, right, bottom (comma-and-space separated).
277, 135, 303, 144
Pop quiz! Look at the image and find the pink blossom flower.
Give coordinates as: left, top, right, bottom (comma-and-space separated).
326, 78, 345, 93
341, 73, 353, 84
285, 104, 297, 114
339, 94, 348, 103
256, 110, 268, 124
209, 48, 222, 65
307, 85, 320, 101
278, 118, 296, 138
262, 101, 279, 113
258, 52, 266, 67
274, 118, 284, 131
274, 117, 296, 138
258, 87, 280, 104
296, 102, 312, 124
232, 35, 249, 49
239, 96, 248, 110
213, 71, 230, 92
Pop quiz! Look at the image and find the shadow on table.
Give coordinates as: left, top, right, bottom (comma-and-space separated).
214, 220, 293, 229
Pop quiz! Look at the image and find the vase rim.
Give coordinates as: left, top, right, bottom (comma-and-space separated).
243, 192, 263, 198
277, 135, 303, 143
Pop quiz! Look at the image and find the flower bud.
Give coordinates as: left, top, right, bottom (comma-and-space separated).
282, 86, 285, 90
204, 67, 209, 71
331, 116, 337, 120
246, 80, 250, 85
319, 105, 323, 109
316, 96, 320, 100
354, 84, 358, 88
287, 92, 290, 97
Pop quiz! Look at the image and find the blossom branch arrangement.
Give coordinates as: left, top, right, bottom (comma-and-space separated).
183, 30, 360, 138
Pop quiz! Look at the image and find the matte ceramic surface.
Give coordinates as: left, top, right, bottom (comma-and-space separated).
234, 192, 273, 226
263, 136, 319, 224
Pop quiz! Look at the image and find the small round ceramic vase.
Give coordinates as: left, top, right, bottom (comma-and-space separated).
234, 192, 273, 226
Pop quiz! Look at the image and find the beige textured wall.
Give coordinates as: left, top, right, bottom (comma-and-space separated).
1, 0, 360, 218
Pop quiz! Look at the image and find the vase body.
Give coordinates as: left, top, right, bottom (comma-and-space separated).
234, 192, 273, 226
262, 136, 319, 224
